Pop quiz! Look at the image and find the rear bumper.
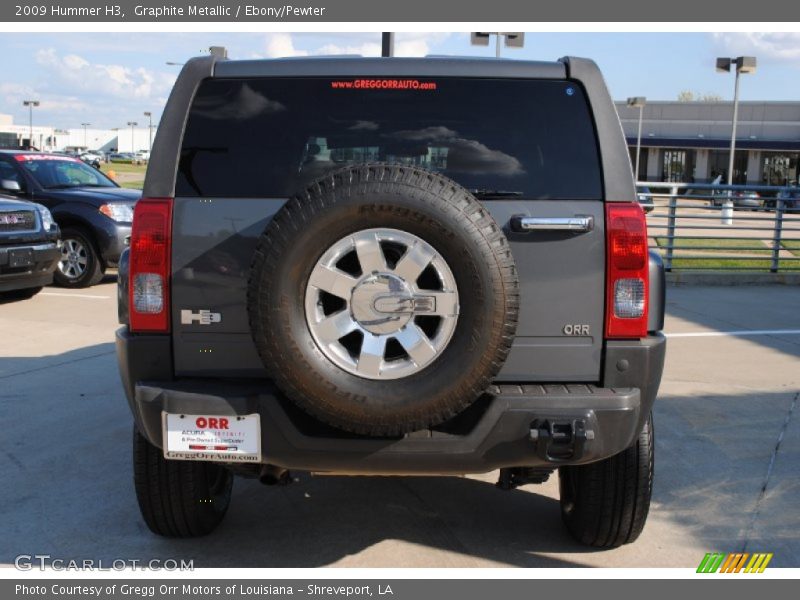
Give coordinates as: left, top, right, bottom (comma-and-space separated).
116, 328, 666, 474
0, 241, 60, 292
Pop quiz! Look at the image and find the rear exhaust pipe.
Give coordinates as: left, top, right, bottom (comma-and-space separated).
259, 464, 291, 486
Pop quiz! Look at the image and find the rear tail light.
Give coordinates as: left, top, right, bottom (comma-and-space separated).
605, 202, 649, 338
129, 198, 172, 333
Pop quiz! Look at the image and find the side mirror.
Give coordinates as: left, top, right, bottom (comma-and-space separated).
1, 179, 21, 192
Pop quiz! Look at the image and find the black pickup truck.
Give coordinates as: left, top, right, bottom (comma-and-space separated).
117, 54, 666, 547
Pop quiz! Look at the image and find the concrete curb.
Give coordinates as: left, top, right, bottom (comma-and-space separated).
667, 271, 800, 286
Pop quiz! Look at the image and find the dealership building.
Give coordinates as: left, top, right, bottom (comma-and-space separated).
0, 113, 154, 154
615, 100, 800, 186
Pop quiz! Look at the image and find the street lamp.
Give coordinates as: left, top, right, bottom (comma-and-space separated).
716, 56, 757, 186
143, 112, 153, 153
381, 32, 394, 57
627, 97, 646, 181
470, 32, 524, 58
23, 100, 40, 149
127, 121, 138, 154
81, 122, 91, 148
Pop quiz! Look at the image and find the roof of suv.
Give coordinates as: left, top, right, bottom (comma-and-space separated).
212, 56, 567, 80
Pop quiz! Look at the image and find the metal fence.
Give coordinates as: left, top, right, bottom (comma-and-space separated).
638, 182, 800, 272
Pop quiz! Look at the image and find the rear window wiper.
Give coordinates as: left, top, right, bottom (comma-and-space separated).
470, 189, 524, 199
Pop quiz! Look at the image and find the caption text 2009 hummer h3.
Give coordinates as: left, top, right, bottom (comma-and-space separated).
116, 52, 666, 547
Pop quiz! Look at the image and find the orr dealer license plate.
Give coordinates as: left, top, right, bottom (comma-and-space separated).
162, 413, 261, 463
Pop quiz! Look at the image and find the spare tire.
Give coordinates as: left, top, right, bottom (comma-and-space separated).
247, 164, 518, 435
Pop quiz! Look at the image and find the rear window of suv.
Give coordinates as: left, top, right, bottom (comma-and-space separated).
176, 77, 602, 200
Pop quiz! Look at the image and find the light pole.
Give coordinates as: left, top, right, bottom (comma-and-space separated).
143, 112, 153, 152
627, 97, 646, 181
470, 32, 524, 58
127, 121, 137, 154
81, 122, 91, 148
381, 32, 394, 57
716, 56, 757, 186
23, 100, 40, 149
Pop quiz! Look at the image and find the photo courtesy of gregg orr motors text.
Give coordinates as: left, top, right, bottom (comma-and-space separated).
16, 585, 392, 597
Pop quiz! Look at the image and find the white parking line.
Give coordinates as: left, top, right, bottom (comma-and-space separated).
40, 292, 111, 300
666, 329, 800, 338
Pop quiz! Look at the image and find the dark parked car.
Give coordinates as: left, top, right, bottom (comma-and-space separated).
764, 185, 800, 212
711, 188, 762, 209
0, 151, 140, 287
79, 155, 102, 170
0, 193, 60, 298
637, 186, 655, 213
118, 54, 665, 546
107, 152, 135, 163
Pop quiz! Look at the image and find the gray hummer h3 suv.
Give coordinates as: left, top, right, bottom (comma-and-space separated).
116, 53, 666, 547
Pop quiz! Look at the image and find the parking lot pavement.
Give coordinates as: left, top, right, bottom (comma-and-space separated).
1, 282, 798, 568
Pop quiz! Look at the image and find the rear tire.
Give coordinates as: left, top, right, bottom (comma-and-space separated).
132, 427, 233, 537
558, 414, 654, 548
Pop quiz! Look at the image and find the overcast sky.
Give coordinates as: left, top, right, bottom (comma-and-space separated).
1, 32, 799, 130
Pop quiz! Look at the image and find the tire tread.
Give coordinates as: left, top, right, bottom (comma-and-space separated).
559, 415, 654, 548
132, 427, 232, 537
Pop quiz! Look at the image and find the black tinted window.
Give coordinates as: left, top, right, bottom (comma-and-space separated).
0, 160, 24, 190
177, 77, 602, 199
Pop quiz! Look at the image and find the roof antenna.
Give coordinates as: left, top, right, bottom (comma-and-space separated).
381, 33, 394, 57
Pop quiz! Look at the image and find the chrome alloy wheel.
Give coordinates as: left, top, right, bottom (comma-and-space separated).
59, 238, 88, 280
304, 228, 459, 380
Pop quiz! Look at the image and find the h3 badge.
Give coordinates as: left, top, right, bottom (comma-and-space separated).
180, 309, 222, 326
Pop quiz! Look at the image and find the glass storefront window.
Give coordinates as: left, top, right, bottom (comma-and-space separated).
708, 150, 748, 184
661, 149, 696, 182
762, 152, 799, 186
